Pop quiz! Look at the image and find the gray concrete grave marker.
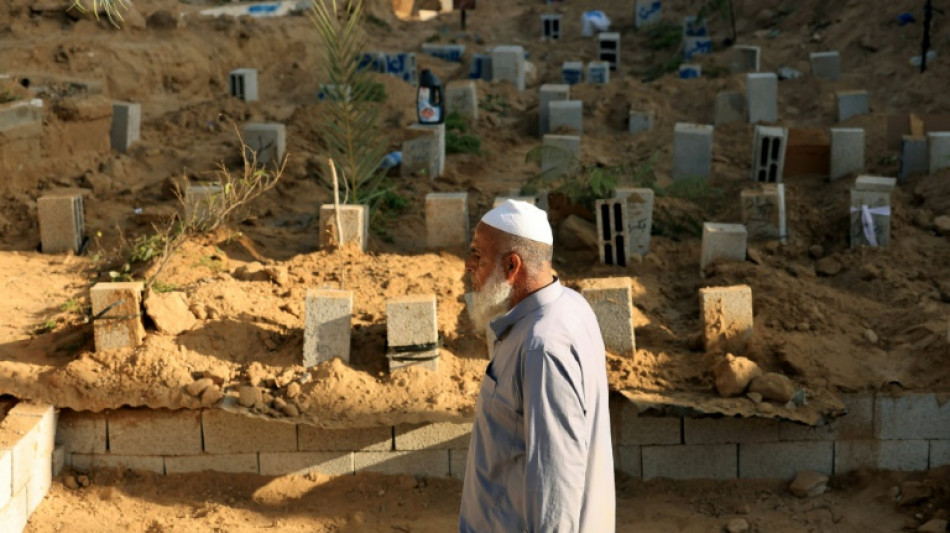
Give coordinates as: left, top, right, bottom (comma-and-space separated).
409, 123, 445, 177
628, 110, 653, 134
699, 284, 753, 354
700, 222, 747, 275
90, 282, 145, 351
615, 187, 654, 255
111, 102, 141, 153
541, 134, 580, 177
548, 100, 583, 134
490, 45, 526, 91
38, 193, 84, 254
425, 192, 469, 249
242, 123, 286, 165
714, 91, 744, 125
401, 128, 439, 178
579, 277, 636, 357
318, 204, 369, 251
387, 295, 439, 372
741, 184, 786, 241
586, 61, 610, 84
446, 81, 478, 120
751, 125, 787, 183
810, 51, 841, 81
541, 14, 562, 40
673, 122, 714, 181
229, 68, 258, 102
927, 131, 950, 175
836, 90, 869, 122
746, 73, 778, 123
830, 128, 865, 181
900, 136, 927, 182
303, 289, 353, 367
598, 32, 620, 70
732, 45, 761, 73
539, 84, 570, 137
850, 176, 896, 249
562, 61, 584, 85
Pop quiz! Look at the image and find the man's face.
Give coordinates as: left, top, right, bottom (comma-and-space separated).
466, 224, 513, 329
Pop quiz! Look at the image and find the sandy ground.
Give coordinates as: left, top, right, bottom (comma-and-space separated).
24, 467, 950, 532
1, 0, 949, 528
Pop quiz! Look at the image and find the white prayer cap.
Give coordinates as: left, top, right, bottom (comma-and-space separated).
480, 200, 553, 245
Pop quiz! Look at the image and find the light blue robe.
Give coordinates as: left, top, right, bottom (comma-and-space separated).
459, 281, 615, 532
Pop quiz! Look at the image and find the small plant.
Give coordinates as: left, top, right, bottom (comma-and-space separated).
151, 281, 178, 293
61, 299, 83, 314
194, 255, 225, 273
32, 319, 59, 336
482, 94, 510, 113
69, 0, 128, 26
645, 22, 682, 50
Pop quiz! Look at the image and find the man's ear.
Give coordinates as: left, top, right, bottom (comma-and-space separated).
504, 252, 523, 283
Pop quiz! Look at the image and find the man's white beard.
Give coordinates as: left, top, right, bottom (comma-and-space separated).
471, 264, 513, 331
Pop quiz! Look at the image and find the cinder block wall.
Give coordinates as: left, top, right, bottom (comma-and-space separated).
54, 393, 950, 483
1, 402, 58, 533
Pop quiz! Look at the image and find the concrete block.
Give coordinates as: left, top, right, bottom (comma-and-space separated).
89, 282, 145, 351
56, 410, 107, 454
26, 446, 51, 515
449, 448, 468, 480
614, 188, 654, 255
506, 189, 549, 213
594, 199, 631, 266
700, 223, 748, 273
298, 425, 392, 452
538, 84, 570, 137
110, 102, 141, 153
746, 73, 777, 124
739, 441, 833, 479
732, 45, 761, 73
394, 423, 471, 450
548, 100, 583, 134
643, 444, 737, 480
714, 91, 744, 126
835, 440, 930, 473
830, 127, 865, 181
628, 111, 653, 135
490, 45, 525, 91
562, 61, 583, 85
0, 450, 10, 511
318, 204, 369, 251
683, 37, 712, 61
228, 68, 258, 102
183, 184, 222, 226
931, 440, 950, 467
354, 450, 451, 477
836, 90, 869, 122
927, 131, 950, 175
303, 289, 353, 367
617, 445, 641, 478
876, 394, 950, 440
541, 13, 561, 40
900, 135, 928, 182
586, 61, 610, 85
445, 81, 477, 120
678, 64, 702, 79
850, 176, 896, 249
425, 192, 469, 249
598, 32, 620, 70
37, 193, 84, 254
70, 453, 165, 474
673, 123, 714, 181
409, 123, 445, 177
109, 409, 202, 456
751, 125, 787, 183
780, 393, 874, 441
383, 52, 418, 85
260, 451, 353, 477
634, 0, 662, 28
741, 184, 786, 241
541, 134, 580, 176
387, 295, 439, 372
401, 127, 440, 179
810, 51, 841, 81
242, 123, 286, 165
0, 98, 42, 131
165, 453, 259, 474
579, 277, 636, 357
202, 409, 297, 454
619, 403, 681, 445
421, 43, 465, 63
684, 417, 778, 444
9, 403, 56, 456
0, 488, 27, 533
699, 284, 753, 354
468, 54, 491, 81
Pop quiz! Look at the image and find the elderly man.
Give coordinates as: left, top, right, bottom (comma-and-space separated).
459, 200, 615, 532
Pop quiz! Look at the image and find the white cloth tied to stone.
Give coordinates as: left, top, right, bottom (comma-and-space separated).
849, 204, 891, 247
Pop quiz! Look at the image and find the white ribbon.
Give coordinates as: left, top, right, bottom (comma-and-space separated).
849, 204, 891, 247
